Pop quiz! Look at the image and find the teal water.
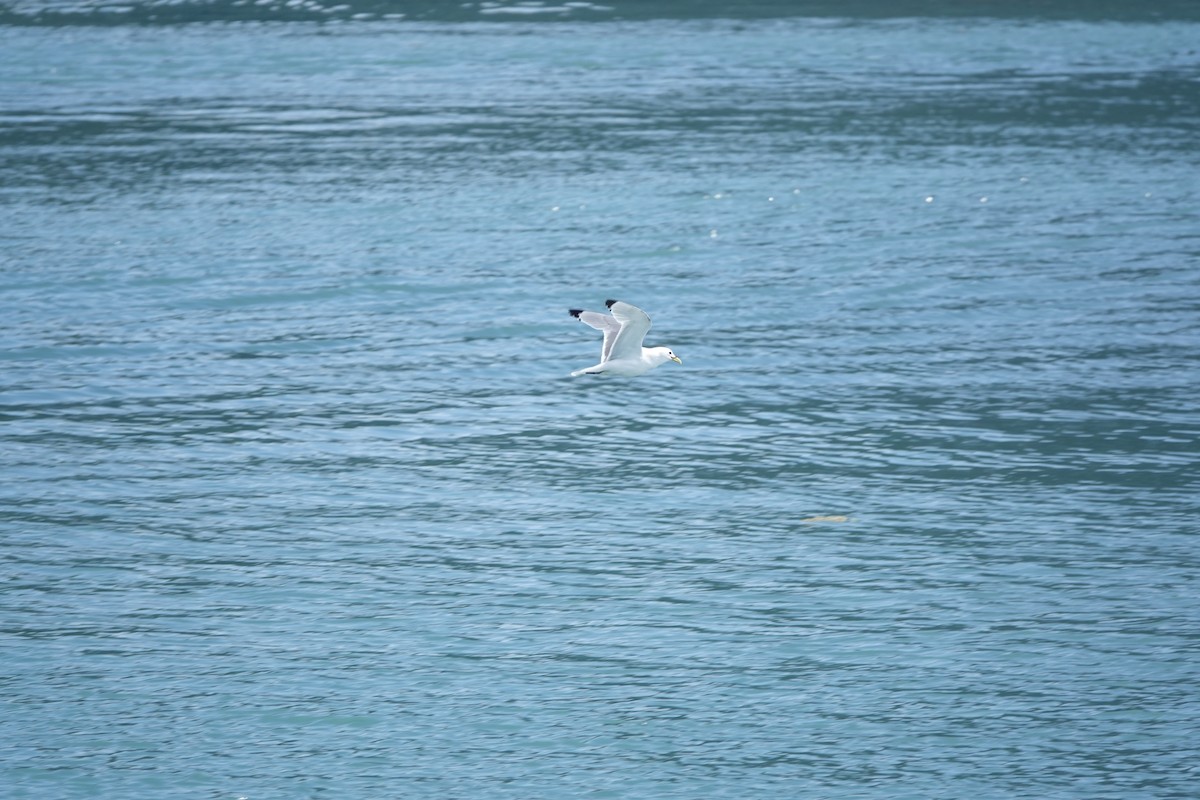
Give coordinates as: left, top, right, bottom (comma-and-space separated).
3, 3, 1199, 798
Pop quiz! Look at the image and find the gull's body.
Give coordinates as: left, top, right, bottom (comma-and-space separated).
568, 299, 682, 377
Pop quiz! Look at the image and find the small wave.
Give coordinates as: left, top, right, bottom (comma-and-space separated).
8, 0, 1199, 26
1, 0, 623, 26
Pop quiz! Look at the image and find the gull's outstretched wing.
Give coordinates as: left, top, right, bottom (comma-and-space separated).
606, 299, 652, 360
569, 308, 622, 362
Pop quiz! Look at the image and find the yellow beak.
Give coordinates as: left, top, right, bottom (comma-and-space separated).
670, 356, 682, 365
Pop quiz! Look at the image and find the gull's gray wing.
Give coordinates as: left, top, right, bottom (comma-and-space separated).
570, 308, 622, 362
605, 299, 652, 360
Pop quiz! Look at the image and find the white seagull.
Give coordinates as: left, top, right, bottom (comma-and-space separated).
568, 299, 682, 377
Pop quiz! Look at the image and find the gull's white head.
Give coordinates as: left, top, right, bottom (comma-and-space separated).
649, 346, 683, 366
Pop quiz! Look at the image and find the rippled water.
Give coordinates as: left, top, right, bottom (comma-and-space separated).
3, 3, 1200, 798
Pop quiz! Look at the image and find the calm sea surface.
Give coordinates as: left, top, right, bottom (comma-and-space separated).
2, 2, 1199, 798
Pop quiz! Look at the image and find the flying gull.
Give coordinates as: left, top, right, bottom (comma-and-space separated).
568, 299, 682, 377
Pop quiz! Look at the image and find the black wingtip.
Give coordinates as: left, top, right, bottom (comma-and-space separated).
568, 308, 583, 318
605, 298, 618, 309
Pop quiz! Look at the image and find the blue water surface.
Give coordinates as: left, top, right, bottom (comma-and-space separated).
2, 2, 1199, 798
